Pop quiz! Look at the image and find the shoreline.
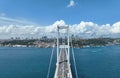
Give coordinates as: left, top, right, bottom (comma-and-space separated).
0, 44, 119, 49
0, 38, 120, 48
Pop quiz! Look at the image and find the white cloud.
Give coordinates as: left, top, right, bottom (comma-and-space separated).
67, 0, 75, 8
0, 16, 36, 25
111, 22, 120, 33
0, 17, 120, 39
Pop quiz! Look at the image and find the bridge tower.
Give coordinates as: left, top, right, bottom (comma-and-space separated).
54, 26, 72, 78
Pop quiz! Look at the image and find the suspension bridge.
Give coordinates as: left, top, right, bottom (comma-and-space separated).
47, 26, 78, 78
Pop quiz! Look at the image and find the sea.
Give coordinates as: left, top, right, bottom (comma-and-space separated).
0, 44, 120, 78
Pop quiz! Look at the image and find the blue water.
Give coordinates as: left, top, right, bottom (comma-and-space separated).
0, 45, 120, 78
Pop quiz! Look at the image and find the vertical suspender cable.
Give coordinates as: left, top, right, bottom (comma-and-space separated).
71, 37, 78, 78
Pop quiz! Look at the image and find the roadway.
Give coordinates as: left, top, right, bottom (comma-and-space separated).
56, 48, 72, 78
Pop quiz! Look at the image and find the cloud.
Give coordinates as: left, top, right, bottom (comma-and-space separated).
0, 17, 120, 39
67, 0, 75, 8
111, 22, 120, 33
0, 13, 6, 17
0, 16, 37, 25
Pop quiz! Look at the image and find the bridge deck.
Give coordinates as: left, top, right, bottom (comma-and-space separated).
54, 48, 72, 78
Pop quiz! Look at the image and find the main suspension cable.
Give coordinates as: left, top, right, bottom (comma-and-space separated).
71, 37, 78, 78
47, 40, 55, 78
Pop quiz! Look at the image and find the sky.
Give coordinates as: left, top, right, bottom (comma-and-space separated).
0, 0, 120, 39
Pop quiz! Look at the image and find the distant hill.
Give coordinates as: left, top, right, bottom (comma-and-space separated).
0, 38, 120, 48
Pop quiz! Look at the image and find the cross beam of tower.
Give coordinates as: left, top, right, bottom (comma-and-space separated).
54, 26, 73, 78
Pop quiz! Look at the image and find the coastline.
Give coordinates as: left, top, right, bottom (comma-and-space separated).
0, 38, 120, 48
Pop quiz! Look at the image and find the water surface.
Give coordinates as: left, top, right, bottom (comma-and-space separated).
0, 45, 120, 78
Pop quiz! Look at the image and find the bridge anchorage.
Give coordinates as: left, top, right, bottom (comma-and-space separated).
54, 26, 73, 78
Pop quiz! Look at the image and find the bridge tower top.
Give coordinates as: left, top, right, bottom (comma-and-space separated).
57, 25, 70, 64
